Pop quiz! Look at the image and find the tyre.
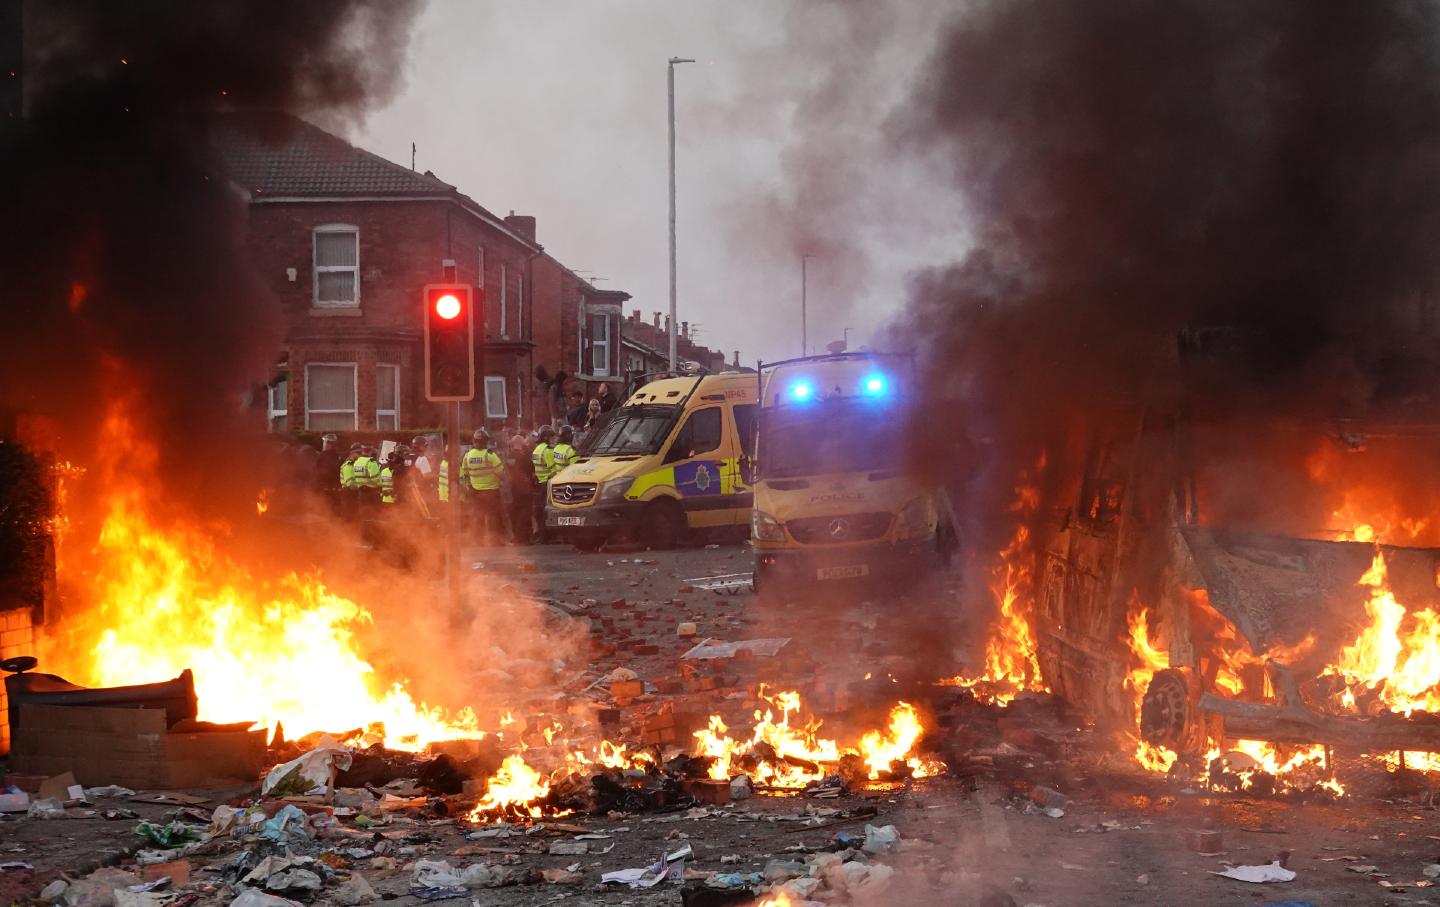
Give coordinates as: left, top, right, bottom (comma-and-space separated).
640, 499, 685, 550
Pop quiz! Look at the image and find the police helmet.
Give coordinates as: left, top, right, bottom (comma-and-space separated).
558, 426, 574, 443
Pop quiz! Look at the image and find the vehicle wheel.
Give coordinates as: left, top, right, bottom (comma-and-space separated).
1140, 668, 1192, 750
640, 499, 685, 550
570, 533, 607, 553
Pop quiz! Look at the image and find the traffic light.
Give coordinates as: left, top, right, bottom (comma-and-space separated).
423, 283, 476, 401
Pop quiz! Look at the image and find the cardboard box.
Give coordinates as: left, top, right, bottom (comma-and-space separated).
10, 704, 266, 789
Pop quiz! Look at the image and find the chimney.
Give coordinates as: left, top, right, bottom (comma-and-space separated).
632, 309, 641, 323
681, 321, 689, 338
653, 312, 661, 329
733, 350, 740, 367
503, 210, 537, 244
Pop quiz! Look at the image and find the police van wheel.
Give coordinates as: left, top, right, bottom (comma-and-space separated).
641, 499, 684, 550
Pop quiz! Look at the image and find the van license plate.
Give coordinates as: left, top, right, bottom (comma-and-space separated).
817, 565, 868, 580
557, 516, 585, 527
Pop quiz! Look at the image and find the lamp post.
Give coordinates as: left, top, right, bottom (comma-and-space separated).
801, 254, 815, 356
668, 56, 694, 371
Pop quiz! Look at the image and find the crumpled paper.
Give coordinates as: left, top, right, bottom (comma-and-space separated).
1213, 862, 1296, 884
261, 738, 352, 797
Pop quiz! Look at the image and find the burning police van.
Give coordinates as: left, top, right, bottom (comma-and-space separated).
749, 352, 957, 593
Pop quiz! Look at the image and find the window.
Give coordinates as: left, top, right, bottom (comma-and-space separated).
665, 407, 722, 464
477, 246, 486, 289
499, 262, 508, 337
484, 376, 508, 418
305, 363, 357, 430
313, 225, 359, 307
733, 404, 757, 458
267, 378, 288, 433
516, 272, 524, 339
590, 313, 611, 376
376, 364, 399, 430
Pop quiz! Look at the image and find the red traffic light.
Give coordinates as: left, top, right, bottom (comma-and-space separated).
434, 293, 461, 320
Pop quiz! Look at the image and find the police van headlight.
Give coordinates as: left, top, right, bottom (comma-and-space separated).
897, 497, 933, 537
596, 477, 635, 504
752, 510, 785, 542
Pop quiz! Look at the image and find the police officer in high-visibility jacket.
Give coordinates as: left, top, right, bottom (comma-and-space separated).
355, 444, 382, 513
339, 443, 361, 520
552, 425, 578, 473
438, 456, 451, 503
531, 426, 557, 543
464, 430, 504, 544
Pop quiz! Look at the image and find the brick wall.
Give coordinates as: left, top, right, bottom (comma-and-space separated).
246, 199, 540, 431
0, 606, 35, 754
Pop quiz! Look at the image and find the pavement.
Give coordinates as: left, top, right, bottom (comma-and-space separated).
5, 538, 1439, 906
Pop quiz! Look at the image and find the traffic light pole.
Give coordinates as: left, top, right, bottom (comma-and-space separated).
446, 401, 464, 615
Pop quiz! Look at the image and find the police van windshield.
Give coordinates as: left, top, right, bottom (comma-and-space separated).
586, 405, 680, 456
759, 403, 906, 478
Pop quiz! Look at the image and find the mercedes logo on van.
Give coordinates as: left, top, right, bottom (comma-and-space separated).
555, 484, 575, 503
827, 518, 851, 540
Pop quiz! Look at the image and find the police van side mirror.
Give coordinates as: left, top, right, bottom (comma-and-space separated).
740, 456, 755, 485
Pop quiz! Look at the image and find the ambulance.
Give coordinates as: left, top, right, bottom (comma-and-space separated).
545, 373, 758, 550
750, 352, 956, 592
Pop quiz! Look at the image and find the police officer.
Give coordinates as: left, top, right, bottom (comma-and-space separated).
464, 429, 504, 544
552, 425, 578, 473
531, 427, 557, 543
340, 442, 363, 520
353, 443, 382, 514
380, 446, 409, 508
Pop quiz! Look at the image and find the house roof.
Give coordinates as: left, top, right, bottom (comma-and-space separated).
212, 112, 454, 197
209, 112, 542, 252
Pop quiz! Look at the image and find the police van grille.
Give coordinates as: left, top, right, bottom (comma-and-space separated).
552, 482, 597, 504
787, 512, 893, 545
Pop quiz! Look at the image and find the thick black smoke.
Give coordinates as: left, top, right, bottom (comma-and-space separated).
881, 0, 1440, 562
0, 0, 420, 519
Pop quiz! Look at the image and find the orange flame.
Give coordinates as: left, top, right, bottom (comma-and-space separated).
942, 460, 1049, 704
44, 393, 483, 750
255, 488, 269, 516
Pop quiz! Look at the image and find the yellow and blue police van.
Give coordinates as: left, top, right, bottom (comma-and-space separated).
545, 373, 758, 550
750, 352, 957, 592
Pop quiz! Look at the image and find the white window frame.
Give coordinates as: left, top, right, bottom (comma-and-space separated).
517, 272, 524, 340
304, 362, 358, 430
375, 363, 400, 430
477, 246, 486, 289
484, 376, 508, 418
576, 295, 586, 372
499, 262, 509, 338
312, 224, 359, 308
590, 313, 612, 377
267, 378, 288, 433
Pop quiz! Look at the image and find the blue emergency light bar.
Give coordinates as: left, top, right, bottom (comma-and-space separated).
789, 381, 814, 401
862, 373, 887, 396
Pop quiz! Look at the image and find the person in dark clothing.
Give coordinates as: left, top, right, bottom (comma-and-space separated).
506, 434, 535, 543
595, 382, 618, 412
566, 391, 588, 429
315, 433, 343, 515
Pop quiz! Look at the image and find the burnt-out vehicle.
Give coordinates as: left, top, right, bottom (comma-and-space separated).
1031, 363, 1440, 764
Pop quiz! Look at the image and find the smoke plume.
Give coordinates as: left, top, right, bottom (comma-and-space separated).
889, 0, 1440, 552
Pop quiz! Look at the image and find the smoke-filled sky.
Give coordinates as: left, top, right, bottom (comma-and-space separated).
353, 0, 965, 366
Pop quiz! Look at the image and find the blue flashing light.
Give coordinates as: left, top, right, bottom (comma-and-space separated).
862, 373, 887, 396
790, 381, 814, 401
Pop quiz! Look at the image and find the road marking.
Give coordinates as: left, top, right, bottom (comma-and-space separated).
685, 571, 753, 591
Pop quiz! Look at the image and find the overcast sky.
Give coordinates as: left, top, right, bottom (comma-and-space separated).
351, 0, 967, 368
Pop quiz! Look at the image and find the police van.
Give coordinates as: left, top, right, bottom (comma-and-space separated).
750, 352, 956, 592
545, 373, 758, 550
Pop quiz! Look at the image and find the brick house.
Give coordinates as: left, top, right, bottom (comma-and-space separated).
530, 254, 631, 407
216, 113, 600, 434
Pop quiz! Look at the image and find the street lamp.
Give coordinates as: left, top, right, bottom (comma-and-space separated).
800, 254, 815, 356
668, 56, 695, 371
